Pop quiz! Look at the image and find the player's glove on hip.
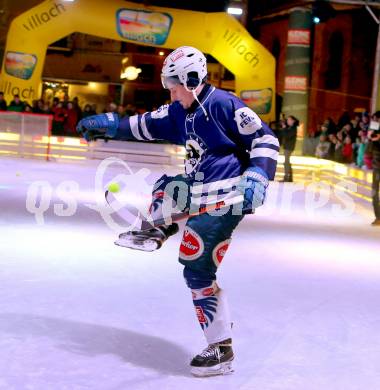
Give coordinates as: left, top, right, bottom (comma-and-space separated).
76, 112, 119, 141
237, 166, 269, 213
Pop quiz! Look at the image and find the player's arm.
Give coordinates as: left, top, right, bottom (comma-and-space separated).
216, 98, 280, 211
77, 104, 183, 144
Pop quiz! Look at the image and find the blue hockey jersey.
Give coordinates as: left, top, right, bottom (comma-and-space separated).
117, 84, 279, 185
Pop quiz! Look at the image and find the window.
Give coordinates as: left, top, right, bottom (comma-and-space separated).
324, 31, 343, 90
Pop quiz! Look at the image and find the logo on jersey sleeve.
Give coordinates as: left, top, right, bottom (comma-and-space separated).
179, 226, 204, 260
234, 107, 262, 135
185, 133, 207, 176
212, 239, 231, 267
151, 104, 169, 119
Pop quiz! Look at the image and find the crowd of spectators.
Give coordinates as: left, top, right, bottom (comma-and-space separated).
310, 110, 380, 169
270, 109, 380, 225
270, 109, 380, 170
0, 91, 141, 137
311, 110, 380, 225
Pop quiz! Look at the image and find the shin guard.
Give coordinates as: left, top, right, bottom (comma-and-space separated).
191, 282, 232, 344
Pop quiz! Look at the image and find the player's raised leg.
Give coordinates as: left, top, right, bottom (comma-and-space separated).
115, 174, 189, 251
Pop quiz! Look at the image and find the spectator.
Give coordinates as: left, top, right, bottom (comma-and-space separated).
337, 110, 351, 129
334, 131, 344, 162
51, 102, 67, 136
327, 134, 337, 160
364, 139, 373, 170
315, 134, 331, 159
369, 126, 380, 226
33, 99, 45, 114
24, 104, 33, 113
361, 112, 370, 132
125, 104, 136, 116
51, 97, 60, 112
8, 94, 24, 112
342, 122, 357, 142
269, 120, 281, 145
43, 103, 51, 114
311, 123, 323, 139
356, 131, 367, 168
351, 112, 362, 132
103, 102, 117, 114
62, 93, 70, 108
281, 115, 299, 182
342, 135, 353, 163
72, 97, 82, 120
0, 92, 7, 111
82, 104, 94, 118
64, 101, 79, 136
117, 104, 127, 118
324, 117, 337, 135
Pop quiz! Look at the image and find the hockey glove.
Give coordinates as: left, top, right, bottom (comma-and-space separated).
237, 166, 269, 213
76, 112, 119, 141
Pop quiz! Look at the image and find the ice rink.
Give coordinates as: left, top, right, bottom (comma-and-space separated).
1, 156, 380, 390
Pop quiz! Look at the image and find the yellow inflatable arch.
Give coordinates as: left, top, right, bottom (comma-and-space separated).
0, 0, 275, 122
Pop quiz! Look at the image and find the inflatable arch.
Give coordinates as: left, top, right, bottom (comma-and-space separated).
0, 0, 275, 122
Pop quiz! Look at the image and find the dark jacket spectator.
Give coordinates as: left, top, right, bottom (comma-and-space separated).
324, 117, 337, 135
281, 115, 299, 182
370, 129, 380, 225
33, 99, 45, 114
372, 133, 380, 170
82, 104, 96, 118
8, 95, 24, 112
337, 110, 351, 129
0, 92, 7, 111
281, 116, 298, 152
269, 120, 281, 145
72, 97, 82, 120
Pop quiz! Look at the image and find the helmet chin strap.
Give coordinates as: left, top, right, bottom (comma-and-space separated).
191, 85, 209, 122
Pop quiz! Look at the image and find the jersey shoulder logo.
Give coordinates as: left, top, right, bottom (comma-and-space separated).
234, 107, 262, 135
151, 104, 169, 119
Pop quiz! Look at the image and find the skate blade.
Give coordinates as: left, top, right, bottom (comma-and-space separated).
114, 237, 159, 252
190, 361, 234, 378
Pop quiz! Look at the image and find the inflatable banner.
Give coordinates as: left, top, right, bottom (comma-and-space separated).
0, 0, 275, 122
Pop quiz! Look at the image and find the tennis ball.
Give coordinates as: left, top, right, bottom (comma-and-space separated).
16, 172, 21, 177
108, 182, 120, 193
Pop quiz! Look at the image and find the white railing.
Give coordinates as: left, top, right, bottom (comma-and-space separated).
0, 111, 52, 160
0, 111, 185, 165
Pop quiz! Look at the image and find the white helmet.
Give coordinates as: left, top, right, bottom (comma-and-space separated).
161, 46, 207, 91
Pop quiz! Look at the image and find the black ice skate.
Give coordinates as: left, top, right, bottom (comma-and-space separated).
190, 338, 234, 377
114, 223, 179, 252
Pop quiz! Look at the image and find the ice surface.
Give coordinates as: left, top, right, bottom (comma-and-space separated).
0, 157, 379, 390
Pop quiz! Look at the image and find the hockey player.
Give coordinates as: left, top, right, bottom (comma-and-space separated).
77, 46, 279, 377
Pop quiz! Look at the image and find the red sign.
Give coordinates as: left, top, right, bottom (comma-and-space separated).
288, 29, 310, 46
284, 76, 307, 92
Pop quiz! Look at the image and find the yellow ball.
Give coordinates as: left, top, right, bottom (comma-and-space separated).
108, 182, 120, 193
